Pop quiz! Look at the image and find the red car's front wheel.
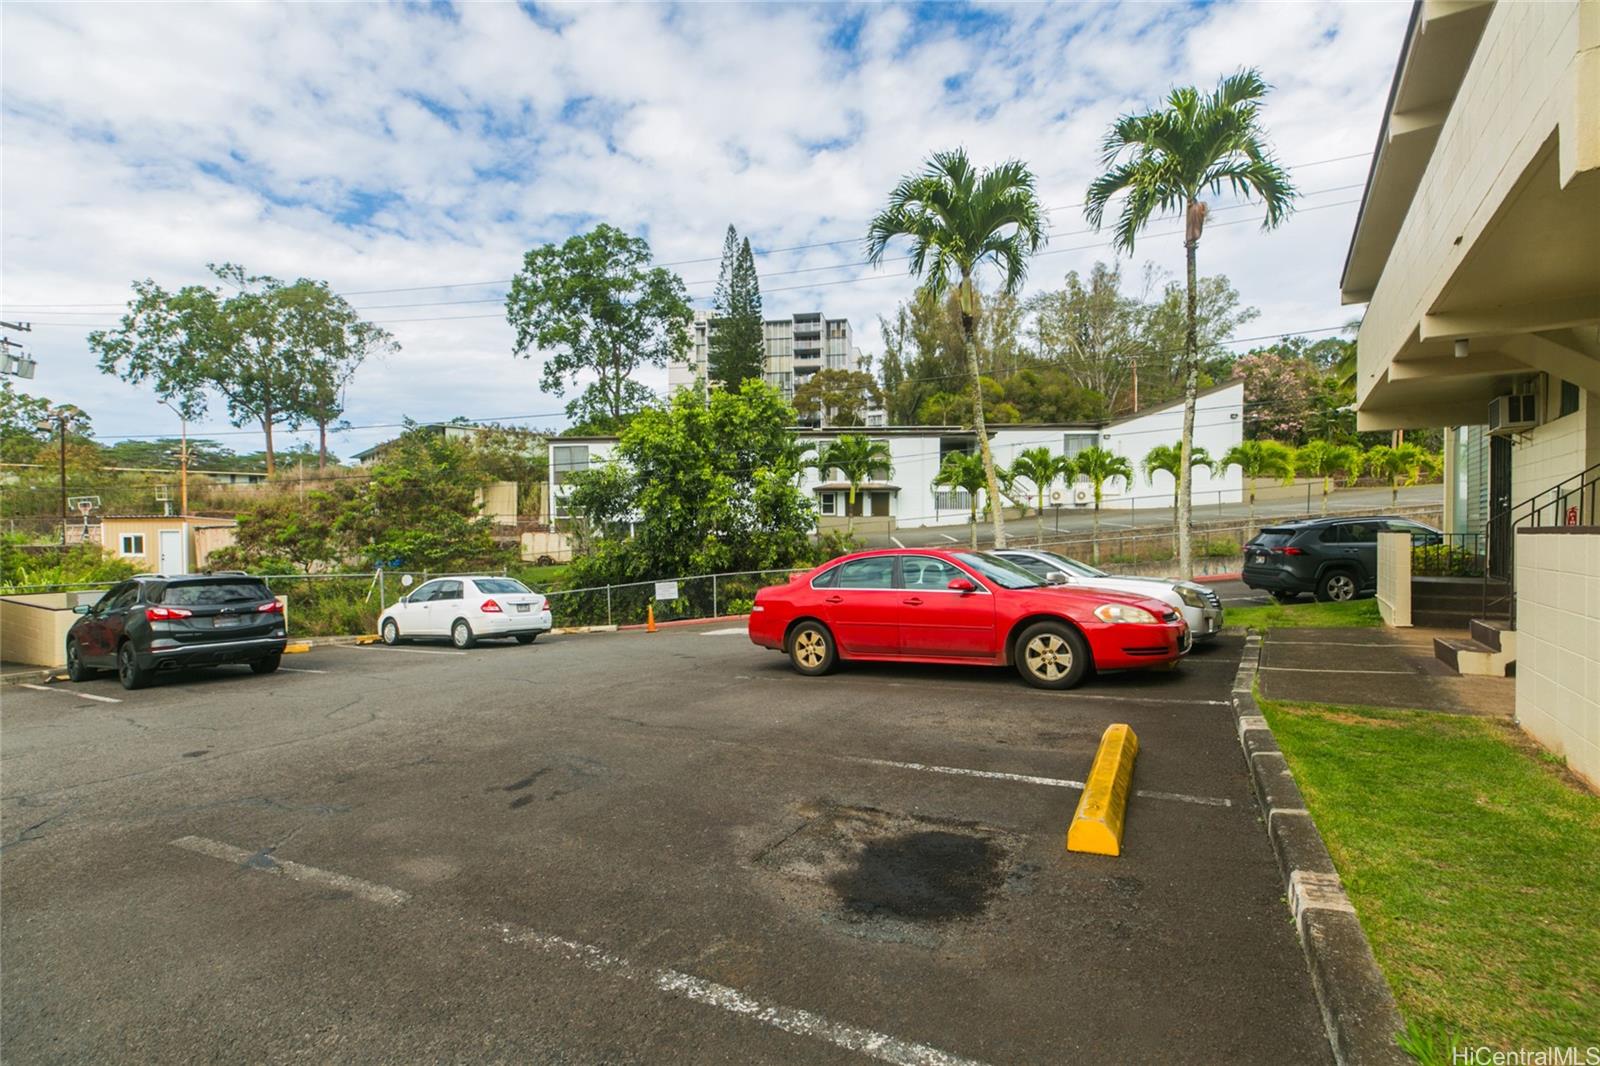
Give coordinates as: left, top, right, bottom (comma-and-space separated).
1015, 621, 1090, 690
788, 621, 837, 676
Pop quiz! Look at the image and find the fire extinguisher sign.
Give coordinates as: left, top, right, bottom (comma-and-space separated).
1566, 505, 1579, 526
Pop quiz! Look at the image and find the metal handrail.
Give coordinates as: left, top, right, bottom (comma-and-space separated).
1480, 459, 1600, 624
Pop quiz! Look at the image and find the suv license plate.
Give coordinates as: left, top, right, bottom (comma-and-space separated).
214, 615, 241, 627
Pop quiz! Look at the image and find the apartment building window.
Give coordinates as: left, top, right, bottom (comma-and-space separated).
552, 444, 590, 484
1558, 379, 1580, 419
819, 493, 837, 516
120, 534, 145, 556
826, 353, 846, 369
1063, 433, 1095, 458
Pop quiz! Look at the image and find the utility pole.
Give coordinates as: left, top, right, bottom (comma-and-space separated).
159, 399, 191, 515
1, 321, 36, 379
38, 407, 79, 545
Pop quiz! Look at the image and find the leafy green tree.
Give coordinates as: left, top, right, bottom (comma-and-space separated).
1144, 442, 1214, 549
933, 450, 990, 549
707, 226, 765, 388
999, 366, 1108, 423
1293, 440, 1361, 514
335, 426, 501, 571
1074, 446, 1134, 564
1, 381, 61, 463
564, 381, 814, 586
1086, 69, 1295, 578
1217, 439, 1295, 527
100, 437, 240, 470
1009, 446, 1075, 542
1363, 442, 1438, 507
90, 263, 390, 475
506, 224, 692, 432
818, 434, 893, 537
868, 148, 1048, 549
207, 488, 352, 573
294, 300, 397, 469
792, 369, 883, 427
1027, 262, 1149, 413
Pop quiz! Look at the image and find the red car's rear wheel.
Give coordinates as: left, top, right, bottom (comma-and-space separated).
788, 621, 836, 676
1015, 621, 1090, 690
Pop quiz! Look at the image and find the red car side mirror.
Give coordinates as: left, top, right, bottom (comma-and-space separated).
947, 577, 976, 593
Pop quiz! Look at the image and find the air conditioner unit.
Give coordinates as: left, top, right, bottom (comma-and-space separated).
1488, 393, 1538, 435
1072, 485, 1092, 506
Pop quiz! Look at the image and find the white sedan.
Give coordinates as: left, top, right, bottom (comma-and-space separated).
379, 576, 552, 649
993, 548, 1225, 642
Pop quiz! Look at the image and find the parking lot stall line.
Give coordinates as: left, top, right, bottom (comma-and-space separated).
17, 683, 122, 704
840, 754, 1232, 809
170, 835, 412, 907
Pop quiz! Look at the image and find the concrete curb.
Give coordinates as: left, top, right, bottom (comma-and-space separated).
550, 625, 619, 635
2, 667, 59, 687
1192, 571, 1242, 584
617, 614, 748, 632
1230, 633, 1409, 1066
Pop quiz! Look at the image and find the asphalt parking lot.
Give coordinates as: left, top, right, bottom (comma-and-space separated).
1, 621, 1332, 1064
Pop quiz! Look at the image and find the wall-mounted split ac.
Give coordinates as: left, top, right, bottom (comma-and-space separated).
1072, 484, 1092, 506
1487, 393, 1538, 436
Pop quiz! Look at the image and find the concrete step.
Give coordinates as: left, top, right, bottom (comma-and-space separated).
1433, 635, 1515, 677
1414, 608, 1507, 629
1469, 618, 1516, 657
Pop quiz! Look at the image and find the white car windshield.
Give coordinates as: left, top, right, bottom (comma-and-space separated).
952, 552, 1042, 590
1041, 552, 1106, 578
473, 578, 533, 594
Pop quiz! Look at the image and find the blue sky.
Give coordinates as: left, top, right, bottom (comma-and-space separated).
1, 1, 1409, 455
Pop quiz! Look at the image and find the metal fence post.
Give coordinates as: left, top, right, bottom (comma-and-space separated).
378, 569, 385, 610
606, 584, 612, 627
712, 574, 718, 617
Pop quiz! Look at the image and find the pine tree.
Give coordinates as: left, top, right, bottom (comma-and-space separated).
708, 226, 765, 388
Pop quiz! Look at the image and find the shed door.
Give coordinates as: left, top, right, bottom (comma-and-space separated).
158, 529, 184, 575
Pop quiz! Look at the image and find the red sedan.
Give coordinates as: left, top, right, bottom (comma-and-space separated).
749, 548, 1190, 690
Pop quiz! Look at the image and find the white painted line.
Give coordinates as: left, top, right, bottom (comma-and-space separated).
938, 534, 959, 543
1259, 666, 1414, 675
699, 627, 748, 636
17, 683, 122, 704
170, 835, 411, 907
846, 755, 1085, 789
277, 667, 327, 674
842, 755, 1231, 807
889, 536, 906, 548
500, 924, 988, 1066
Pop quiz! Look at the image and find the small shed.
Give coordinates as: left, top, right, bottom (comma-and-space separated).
99, 515, 239, 575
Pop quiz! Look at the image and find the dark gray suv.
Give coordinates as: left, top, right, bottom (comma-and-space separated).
1242, 516, 1442, 603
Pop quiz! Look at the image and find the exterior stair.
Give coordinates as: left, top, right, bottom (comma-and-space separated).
1434, 618, 1516, 677
1410, 576, 1510, 629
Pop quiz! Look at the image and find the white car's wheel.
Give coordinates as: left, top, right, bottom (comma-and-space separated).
381, 618, 400, 645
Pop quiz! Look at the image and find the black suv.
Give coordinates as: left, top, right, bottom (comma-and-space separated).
1242, 516, 1442, 603
66, 574, 288, 690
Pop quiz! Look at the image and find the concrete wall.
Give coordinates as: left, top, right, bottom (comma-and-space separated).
1377, 531, 1413, 627
475, 481, 519, 526
0, 593, 94, 667
193, 525, 237, 570
1510, 385, 1599, 507
1514, 527, 1600, 789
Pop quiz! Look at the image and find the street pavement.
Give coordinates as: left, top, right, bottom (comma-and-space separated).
2, 621, 1331, 1064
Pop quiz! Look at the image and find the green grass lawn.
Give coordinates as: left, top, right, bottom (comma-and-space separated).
1226, 596, 1382, 629
515, 562, 570, 590
1261, 698, 1600, 1055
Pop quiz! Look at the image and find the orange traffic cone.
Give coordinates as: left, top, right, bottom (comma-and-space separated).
647, 603, 657, 633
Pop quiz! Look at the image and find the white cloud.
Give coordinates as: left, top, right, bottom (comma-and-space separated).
0, 0, 1408, 455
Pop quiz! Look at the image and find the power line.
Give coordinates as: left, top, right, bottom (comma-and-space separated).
1, 152, 1371, 312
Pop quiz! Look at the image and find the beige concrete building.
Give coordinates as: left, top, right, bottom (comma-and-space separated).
1344, 0, 1600, 786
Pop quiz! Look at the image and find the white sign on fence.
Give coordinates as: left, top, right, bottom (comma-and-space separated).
654, 580, 679, 601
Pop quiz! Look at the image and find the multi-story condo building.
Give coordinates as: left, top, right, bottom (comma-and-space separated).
668, 310, 872, 403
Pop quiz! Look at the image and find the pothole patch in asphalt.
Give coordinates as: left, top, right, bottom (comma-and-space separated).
755, 802, 1028, 943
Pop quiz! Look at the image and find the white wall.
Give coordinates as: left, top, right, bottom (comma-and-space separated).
1515, 528, 1600, 790
1511, 385, 1599, 509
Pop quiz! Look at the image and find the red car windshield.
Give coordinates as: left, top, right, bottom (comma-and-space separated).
952, 552, 1043, 590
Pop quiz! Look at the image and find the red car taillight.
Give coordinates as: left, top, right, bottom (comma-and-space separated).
481, 599, 503, 613
1270, 546, 1306, 556
145, 606, 192, 621
539, 598, 549, 611
257, 600, 284, 614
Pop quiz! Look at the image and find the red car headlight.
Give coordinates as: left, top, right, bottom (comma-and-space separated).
1093, 603, 1158, 625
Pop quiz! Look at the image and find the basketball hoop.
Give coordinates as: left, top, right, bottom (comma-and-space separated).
68, 495, 100, 517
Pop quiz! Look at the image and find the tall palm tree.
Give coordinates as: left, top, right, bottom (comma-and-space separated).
774, 437, 818, 487
1217, 439, 1294, 528
1363, 442, 1437, 507
818, 435, 892, 537
1085, 69, 1296, 579
1074, 446, 1134, 565
933, 450, 989, 549
1143, 442, 1214, 551
1293, 440, 1361, 514
867, 148, 1048, 551
1008, 446, 1075, 543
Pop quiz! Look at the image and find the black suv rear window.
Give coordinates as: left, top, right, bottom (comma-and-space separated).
161, 581, 271, 606
1250, 530, 1296, 548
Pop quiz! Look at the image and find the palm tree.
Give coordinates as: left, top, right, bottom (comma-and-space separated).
1074, 446, 1134, 565
867, 148, 1048, 551
1143, 442, 1214, 551
817, 435, 892, 537
1085, 69, 1296, 579
1008, 447, 1074, 543
933, 451, 989, 549
774, 437, 818, 487
1293, 440, 1361, 514
1216, 439, 1294, 528
1363, 442, 1437, 507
